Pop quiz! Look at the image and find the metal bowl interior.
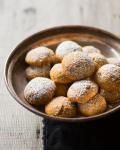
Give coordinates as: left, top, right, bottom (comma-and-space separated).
5, 26, 120, 122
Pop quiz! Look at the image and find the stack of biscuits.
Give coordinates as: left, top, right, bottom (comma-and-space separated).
24, 40, 120, 118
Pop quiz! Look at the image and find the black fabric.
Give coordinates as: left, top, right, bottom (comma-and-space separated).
43, 110, 120, 150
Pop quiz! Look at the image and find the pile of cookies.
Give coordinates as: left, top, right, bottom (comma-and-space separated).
24, 40, 120, 118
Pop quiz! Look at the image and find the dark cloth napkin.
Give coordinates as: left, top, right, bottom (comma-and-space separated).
43, 110, 120, 150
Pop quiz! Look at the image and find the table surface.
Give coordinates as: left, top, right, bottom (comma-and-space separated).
1, 0, 120, 149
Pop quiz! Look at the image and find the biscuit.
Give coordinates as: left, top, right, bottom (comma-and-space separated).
45, 96, 77, 117
107, 57, 120, 67
100, 89, 120, 103
82, 46, 101, 54
50, 63, 72, 84
25, 65, 51, 80
78, 94, 107, 116
89, 53, 108, 70
25, 46, 55, 66
55, 40, 82, 61
95, 64, 120, 91
62, 51, 95, 80
24, 77, 56, 105
67, 80, 98, 103
55, 83, 69, 97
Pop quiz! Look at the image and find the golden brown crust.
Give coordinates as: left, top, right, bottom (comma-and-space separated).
62, 51, 95, 80
78, 94, 107, 116
55, 83, 69, 97
95, 64, 120, 91
25, 65, 51, 80
24, 77, 56, 105
45, 96, 77, 117
100, 89, 120, 103
25, 46, 55, 66
50, 63, 73, 84
82, 46, 101, 54
52, 54, 62, 64
67, 80, 98, 103
55, 40, 82, 61
89, 53, 108, 70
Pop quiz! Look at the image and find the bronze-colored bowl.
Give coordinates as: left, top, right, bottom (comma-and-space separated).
5, 26, 120, 122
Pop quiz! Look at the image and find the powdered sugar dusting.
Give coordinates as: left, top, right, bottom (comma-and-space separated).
62, 51, 95, 80
68, 80, 98, 97
82, 46, 101, 54
96, 64, 120, 91
97, 64, 120, 80
56, 40, 82, 58
25, 46, 54, 63
24, 77, 56, 104
89, 53, 108, 69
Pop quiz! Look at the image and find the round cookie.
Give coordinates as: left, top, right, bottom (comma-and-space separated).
82, 46, 101, 54
24, 77, 56, 105
107, 57, 120, 67
100, 89, 120, 103
25, 46, 55, 66
55, 40, 82, 61
55, 83, 69, 97
45, 96, 77, 117
67, 80, 98, 104
50, 63, 72, 84
89, 53, 108, 70
78, 94, 107, 116
62, 51, 95, 80
95, 64, 120, 91
25, 65, 51, 80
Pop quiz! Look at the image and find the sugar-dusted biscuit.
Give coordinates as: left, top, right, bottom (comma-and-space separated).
78, 94, 107, 116
107, 57, 120, 67
55, 40, 82, 61
95, 64, 120, 91
24, 77, 56, 105
62, 51, 95, 80
25, 46, 55, 66
67, 80, 98, 103
45, 96, 77, 117
89, 53, 108, 70
50, 63, 73, 84
100, 89, 120, 103
82, 46, 101, 54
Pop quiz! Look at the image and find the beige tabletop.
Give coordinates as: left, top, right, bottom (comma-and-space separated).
0, 0, 120, 149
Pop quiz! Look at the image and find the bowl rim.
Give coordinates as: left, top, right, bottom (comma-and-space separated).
4, 25, 120, 122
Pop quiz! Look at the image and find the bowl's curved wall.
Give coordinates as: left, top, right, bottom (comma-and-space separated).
5, 26, 120, 122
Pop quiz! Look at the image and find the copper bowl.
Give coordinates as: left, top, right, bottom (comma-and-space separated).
5, 26, 120, 122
